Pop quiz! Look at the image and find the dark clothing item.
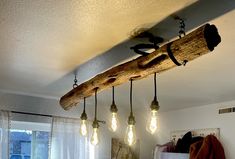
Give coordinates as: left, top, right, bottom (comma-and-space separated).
175, 132, 192, 153
175, 132, 204, 153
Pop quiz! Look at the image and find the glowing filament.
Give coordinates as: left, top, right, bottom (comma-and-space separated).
146, 110, 158, 134
110, 112, 118, 132
91, 128, 99, 145
80, 120, 88, 136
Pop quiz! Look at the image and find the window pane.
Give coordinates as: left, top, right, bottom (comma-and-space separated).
31, 131, 50, 159
10, 130, 32, 159
10, 129, 49, 159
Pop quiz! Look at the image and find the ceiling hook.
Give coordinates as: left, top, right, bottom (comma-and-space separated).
73, 74, 78, 89
178, 18, 186, 39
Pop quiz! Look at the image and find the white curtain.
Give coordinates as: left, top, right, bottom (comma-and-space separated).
0, 110, 10, 159
50, 117, 92, 159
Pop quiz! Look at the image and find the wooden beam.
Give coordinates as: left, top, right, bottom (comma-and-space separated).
60, 24, 221, 110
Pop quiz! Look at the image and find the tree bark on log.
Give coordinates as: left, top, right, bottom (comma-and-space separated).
60, 24, 221, 110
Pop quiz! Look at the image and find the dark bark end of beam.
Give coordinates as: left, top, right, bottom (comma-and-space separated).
204, 24, 221, 51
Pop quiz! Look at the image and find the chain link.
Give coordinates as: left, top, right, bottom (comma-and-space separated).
73, 75, 78, 88
178, 19, 186, 39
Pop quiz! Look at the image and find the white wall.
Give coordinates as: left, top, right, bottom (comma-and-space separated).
155, 100, 235, 159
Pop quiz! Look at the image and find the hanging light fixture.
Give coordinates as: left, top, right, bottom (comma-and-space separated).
124, 79, 137, 146
80, 97, 88, 136
109, 86, 119, 132
91, 88, 100, 146
146, 72, 159, 134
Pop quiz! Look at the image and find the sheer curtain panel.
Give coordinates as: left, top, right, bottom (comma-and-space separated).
50, 117, 90, 159
0, 110, 10, 159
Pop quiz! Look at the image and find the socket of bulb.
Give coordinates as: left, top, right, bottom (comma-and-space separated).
80, 111, 88, 120
110, 102, 118, 113
150, 98, 160, 111
92, 120, 100, 129
128, 113, 136, 125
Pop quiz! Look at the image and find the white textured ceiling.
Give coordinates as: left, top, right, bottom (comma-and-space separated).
1, 0, 235, 111
0, 0, 195, 96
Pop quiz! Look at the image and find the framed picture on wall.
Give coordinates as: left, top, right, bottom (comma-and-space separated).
111, 138, 140, 159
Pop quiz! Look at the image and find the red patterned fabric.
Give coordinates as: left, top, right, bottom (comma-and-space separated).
190, 135, 225, 159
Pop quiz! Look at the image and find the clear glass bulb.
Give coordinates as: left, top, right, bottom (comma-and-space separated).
80, 120, 88, 136
124, 124, 136, 146
91, 128, 99, 145
110, 112, 118, 132
146, 110, 158, 134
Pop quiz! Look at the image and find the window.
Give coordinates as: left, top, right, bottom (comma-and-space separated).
7, 114, 95, 159
10, 121, 51, 159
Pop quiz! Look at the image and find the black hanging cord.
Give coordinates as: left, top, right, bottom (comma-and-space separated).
112, 86, 115, 104
154, 73, 157, 101
94, 88, 98, 120
81, 97, 88, 120
130, 79, 133, 115
92, 88, 106, 125
110, 86, 118, 113
83, 97, 86, 113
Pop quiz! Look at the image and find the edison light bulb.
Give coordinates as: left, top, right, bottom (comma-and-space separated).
124, 124, 136, 146
110, 112, 118, 132
91, 128, 99, 145
146, 110, 158, 134
80, 120, 88, 136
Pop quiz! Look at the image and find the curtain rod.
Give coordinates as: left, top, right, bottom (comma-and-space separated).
11, 111, 53, 118
11, 110, 81, 120
10, 110, 106, 124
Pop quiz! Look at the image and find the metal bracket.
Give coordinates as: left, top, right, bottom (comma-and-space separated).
130, 31, 164, 56
167, 42, 188, 66
97, 120, 106, 124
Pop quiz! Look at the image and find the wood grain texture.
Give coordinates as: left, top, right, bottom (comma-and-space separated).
60, 24, 221, 110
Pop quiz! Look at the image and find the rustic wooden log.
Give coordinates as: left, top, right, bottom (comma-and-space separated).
60, 24, 221, 110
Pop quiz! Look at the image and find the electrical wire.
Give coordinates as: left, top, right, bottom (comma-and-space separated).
95, 88, 98, 120
112, 86, 115, 104
154, 72, 157, 100
130, 79, 133, 115
83, 97, 86, 113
